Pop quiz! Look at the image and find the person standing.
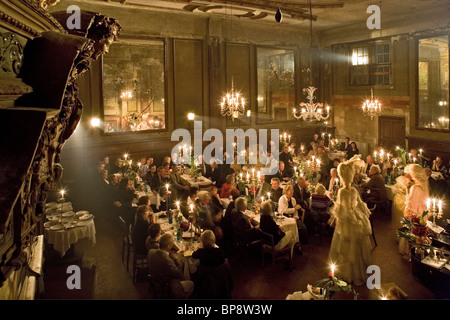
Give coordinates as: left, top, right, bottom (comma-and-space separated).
328, 156, 372, 286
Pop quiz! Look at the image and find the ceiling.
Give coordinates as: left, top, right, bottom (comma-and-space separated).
98, 0, 450, 30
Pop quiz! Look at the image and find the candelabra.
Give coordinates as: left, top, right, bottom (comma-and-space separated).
426, 198, 443, 227
220, 77, 246, 121
306, 157, 321, 173
362, 88, 382, 119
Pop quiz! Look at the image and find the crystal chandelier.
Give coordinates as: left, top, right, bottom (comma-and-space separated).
292, 0, 331, 122
220, 77, 246, 121
362, 88, 382, 119
293, 86, 330, 121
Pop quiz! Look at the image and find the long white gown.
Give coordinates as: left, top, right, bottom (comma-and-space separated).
328, 186, 372, 286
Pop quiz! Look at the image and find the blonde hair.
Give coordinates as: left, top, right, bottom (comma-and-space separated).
314, 183, 326, 195
338, 155, 365, 188
197, 190, 210, 203
235, 197, 247, 211
404, 164, 429, 196
283, 184, 294, 195
200, 230, 216, 248
260, 201, 273, 216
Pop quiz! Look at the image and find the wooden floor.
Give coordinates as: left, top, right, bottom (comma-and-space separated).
40, 208, 441, 300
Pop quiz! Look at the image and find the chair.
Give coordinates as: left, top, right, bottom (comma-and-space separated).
147, 274, 170, 299
119, 216, 133, 270
130, 224, 148, 283
259, 229, 292, 272
195, 259, 233, 299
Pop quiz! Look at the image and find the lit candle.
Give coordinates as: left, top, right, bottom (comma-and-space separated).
331, 264, 335, 277
124, 153, 128, 160
426, 198, 431, 211
60, 190, 65, 200
419, 149, 423, 156
252, 168, 255, 178
301, 146, 304, 153
394, 159, 398, 167
438, 200, 442, 214
246, 173, 250, 182
166, 184, 169, 192
240, 172, 243, 180
413, 157, 416, 163
267, 192, 271, 200
257, 171, 261, 180
261, 197, 264, 203
374, 151, 377, 160
176, 201, 180, 210
433, 198, 436, 210
189, 204, 194, 212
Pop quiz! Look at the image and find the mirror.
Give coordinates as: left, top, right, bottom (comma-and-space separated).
102, 39, 166, 133
417, 35, 449, 130
257, 47, 295, 123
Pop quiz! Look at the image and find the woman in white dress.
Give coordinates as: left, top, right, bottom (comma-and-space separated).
328, 156, 372, 286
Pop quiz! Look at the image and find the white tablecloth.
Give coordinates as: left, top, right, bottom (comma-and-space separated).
135, 191, 161, 210
328, 151, 346, 160
246, 211, 299, 243
44, 219, 96, 257
181, 174, 213, 189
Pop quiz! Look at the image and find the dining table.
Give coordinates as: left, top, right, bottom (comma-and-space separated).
244, 210, 300, 244
135, 190, 161, 210
44, 202, 96, 257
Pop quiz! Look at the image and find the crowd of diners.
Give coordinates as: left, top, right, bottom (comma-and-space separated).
85, 133, 450, 299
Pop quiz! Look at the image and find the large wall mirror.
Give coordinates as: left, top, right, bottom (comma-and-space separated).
102, 38, 166, 133
417, 35, 449, 130
256, 47, 296, 123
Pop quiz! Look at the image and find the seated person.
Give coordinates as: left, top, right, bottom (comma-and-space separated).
169, 164, 191, 201
137, 195, 156, 223
192, 230, 225, 268
431, 156, 449, 181
339, 137, 352, 153
274, 161, 291, 182
359, 165, 388, 203
196, 191, 223, 241
278, 185, 309, 245
187, 187, 199, 207
219, 174, 240, 199
279, 145, 295, 176
326, 168, 340, 193
113, 178, 136, 226
293, 176, 311, 211
210, 186, 224, 215
409, 148, 429, 168
347, 142, 360, 159
230, 197, 260, 243
256, 175, 272, 202
425, 167, 448, 198
146, 223, 162, 251
364, 155, 374, 176
269, 178, 284, 205
132, 205, 153, 255
148, 233, 194, 299
210, 161, 222, 187
259, 201, 296, 259
310, 183, 334, 233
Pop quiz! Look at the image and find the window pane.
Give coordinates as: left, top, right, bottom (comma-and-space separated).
417, 36, 449, 130
102, 40, 166, 133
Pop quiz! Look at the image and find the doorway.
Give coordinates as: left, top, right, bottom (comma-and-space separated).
378, 116, 405, 150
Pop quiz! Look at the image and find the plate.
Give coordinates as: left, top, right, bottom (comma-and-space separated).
79, 214, 93, 221
50, 224, 64, 231
46, 202, 58, 208
62, 211, 75, 217
77, 220, 90, 226
76, 211, 89, 216
64, 222, 78, 229
62, 217, 75, 223
46, 215, 60, 221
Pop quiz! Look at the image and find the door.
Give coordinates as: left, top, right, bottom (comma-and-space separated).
378, 116, 405, 150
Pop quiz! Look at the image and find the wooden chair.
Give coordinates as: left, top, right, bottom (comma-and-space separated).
119, 216, 133, 270
259, 229, 292, 272
130, 224, 148, 283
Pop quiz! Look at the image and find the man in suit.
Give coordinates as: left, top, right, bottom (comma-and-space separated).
151, 166, 172, 211
279, 145, 294, 176
210, 160, 223, 187
230, 197, 259, 243
360, 165, 388, 203
274, 161, 291, 182
269, 178, 284, 204
169, 164, 191, 201
364, 155, 374, 176
339, 137, 352, 153
326, 168, 340, 193
148, 233, 194, 299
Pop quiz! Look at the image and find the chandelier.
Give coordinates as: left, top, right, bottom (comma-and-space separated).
292, 0, 331, 122
220, 77, 246, 121
293, 86, 330, 121
362, 88, 382, 119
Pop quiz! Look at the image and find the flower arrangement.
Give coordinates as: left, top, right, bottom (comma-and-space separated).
397, 210, 432, 246
309, 268, 359, 300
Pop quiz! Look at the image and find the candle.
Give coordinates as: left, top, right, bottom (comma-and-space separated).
261, 197, 264, 203
176, 201, 180, 210
124, 153, 128, 160
252, 168, 255, 178
189, 204, 194, 212
426, 198, 431, 211
60, 190, 65, 200
267, 192, 271, 200
433, 198, 436, 210
166, 184, 169, 192
438, 200, 442, 214
240, 173, 243, 180
301, 146, 304, 152
419, 149, 423, 156
257, 171, 261, 180
331, 264, 335, 277
246, 173, 250, 182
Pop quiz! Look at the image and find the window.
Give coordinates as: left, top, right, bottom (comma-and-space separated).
102, 39, 166, 133
349, 42, 391, 86
417, 35, 449, 130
